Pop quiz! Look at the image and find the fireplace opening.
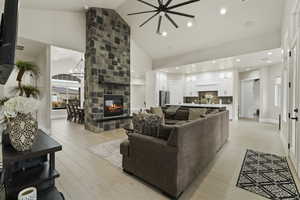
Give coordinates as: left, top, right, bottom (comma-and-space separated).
104, 95, 124, 117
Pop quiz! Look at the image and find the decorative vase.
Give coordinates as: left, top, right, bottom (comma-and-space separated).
18, 187, 37, 200
8, 113, 38, 152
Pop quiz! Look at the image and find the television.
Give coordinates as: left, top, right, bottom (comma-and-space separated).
0, 0, 19, 85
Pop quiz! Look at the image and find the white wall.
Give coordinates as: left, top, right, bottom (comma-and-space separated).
167, 74, 185, 104
130, 39, 153, 113
36, 46, 52, 134
259, 64, 283, 123
18, 9, 86, 52
238, 65, 283, 124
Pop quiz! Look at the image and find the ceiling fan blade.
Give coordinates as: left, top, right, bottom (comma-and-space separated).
128, 10, 158, 16
165, 13, 178, 28
164, 0, 173, 7
139, 12, 160, 27
167, 0, 200, 10
137, 0, 159, 9
158, 0, 162, 6
166, 10, 195, 18
157, 15, 162, 33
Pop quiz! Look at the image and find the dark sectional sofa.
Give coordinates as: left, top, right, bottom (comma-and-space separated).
120, 110, 229, 198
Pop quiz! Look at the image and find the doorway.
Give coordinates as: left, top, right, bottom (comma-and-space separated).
288, 37, 300, 174
240, 79, 260, 120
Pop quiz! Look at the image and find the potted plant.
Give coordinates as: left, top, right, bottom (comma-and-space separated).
3, 96, 40, 151
13, 85, 40, 98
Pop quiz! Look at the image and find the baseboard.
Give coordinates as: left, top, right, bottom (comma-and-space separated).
259, 118, 279, 124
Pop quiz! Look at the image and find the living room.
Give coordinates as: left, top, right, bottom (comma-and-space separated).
0, 0, 299, 200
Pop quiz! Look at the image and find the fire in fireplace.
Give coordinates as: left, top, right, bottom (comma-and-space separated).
104, 95, 124, 117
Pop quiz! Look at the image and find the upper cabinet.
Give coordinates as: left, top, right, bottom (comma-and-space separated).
219, 78, 233, 97
185, 71, 233, 97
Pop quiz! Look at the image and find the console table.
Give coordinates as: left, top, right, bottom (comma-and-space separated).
2, 130, 64, 200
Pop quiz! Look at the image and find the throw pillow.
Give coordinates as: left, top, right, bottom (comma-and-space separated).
165, 106, 181, 117
132, 113, 146, 134
150, 107, 165, 124
143, 113, 162, 137
189, 108, 208, 120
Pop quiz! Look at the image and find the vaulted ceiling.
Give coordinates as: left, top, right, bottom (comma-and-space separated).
0, 0, 127, 12
118, 0, 284, 60
1, 0, 285, 64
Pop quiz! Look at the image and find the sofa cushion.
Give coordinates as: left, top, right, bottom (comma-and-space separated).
158, 125, 175, 140
165, 106, 181, 117
174, 109, 189, 120
206, 109, 220, 114
188, 108, 207, 120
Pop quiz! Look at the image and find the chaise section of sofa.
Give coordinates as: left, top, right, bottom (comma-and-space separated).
121, 111, 229, 198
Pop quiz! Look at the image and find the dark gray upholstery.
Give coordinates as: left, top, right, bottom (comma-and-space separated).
121, 111, 229, 198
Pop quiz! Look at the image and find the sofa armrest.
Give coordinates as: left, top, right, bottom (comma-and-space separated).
120, 139, 130, 157
127, 133, 179, 196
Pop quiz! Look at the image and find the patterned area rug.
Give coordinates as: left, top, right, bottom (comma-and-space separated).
88, 138, 126, 169
237, 149, 300, 199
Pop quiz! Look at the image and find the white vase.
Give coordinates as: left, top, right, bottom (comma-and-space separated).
18, 187, 37, 200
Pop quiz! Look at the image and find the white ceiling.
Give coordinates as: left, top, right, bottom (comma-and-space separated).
0, 0, 126, 12
118, 0, 284, 59
160, 48, 282, 74
51, 46, 84, 76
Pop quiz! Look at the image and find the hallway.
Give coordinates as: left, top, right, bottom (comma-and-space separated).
51, 119, 296, 200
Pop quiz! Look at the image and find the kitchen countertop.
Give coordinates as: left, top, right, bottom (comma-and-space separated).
165, 103, 230, 108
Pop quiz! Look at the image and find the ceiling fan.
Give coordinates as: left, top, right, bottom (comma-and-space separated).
128, 0, 201, 35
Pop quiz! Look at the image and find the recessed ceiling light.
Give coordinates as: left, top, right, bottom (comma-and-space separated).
220, 8, 227, 15
236, 58, 241, 62
176, 67, 179, 70
161, 31, 168, 37
187, 21, 193, 27
212, 60, 216, 64
268, 52, 273, 55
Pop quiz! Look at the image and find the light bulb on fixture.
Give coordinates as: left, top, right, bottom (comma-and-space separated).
161, 31, 168, 37
187, 21, 193, 27
220, 8, 227, 15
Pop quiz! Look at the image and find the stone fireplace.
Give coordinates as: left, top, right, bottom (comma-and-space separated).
85, 8, 131, 133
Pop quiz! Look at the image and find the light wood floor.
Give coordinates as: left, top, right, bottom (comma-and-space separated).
51, 119, 297, 200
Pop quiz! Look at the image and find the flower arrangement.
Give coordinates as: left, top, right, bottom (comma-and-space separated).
3, 96, 40, 118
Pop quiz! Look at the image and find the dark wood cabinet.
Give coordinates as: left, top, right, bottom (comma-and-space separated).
2, 130, 64, 200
